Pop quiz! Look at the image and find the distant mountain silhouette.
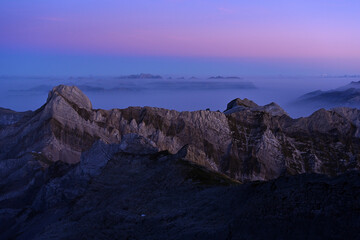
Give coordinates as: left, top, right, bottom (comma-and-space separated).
117, 73, 163, 79
208, 75, 242, 79
294, 80, 360, 109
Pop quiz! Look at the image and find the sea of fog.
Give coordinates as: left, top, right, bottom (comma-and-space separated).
0, 75, 357, 118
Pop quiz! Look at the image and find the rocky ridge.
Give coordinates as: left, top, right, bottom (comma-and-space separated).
1, 85, 360, 239
1, 85, 360, 182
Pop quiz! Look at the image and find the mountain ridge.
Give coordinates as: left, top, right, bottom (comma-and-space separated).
1, 85, 359, 182
1, 85, 360, 239
294, 81, 360, 110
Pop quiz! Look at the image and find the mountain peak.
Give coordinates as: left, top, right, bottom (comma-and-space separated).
47, 85, 92, 110
226, 98, 258, 111
225, 98, 287, 116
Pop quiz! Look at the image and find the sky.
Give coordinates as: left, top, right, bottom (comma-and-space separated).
0, 0, 359, 76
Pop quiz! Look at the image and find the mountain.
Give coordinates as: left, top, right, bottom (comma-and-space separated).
117, 73, 163, 79
224, 98, 288, 116
1, 85, 360, 181
1, 85, 360, 239
208, 76, 242, 79
336, 80, 360, 91
294, 81, 360, 110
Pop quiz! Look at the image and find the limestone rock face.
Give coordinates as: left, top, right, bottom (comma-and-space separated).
226, 98, 259, 110
261, 102, 288, 116
224, 98, 288, 117
1, 85, 360, 182
47, 85, 92, 110
119, 133, 158, 154
331, 107, 360, 137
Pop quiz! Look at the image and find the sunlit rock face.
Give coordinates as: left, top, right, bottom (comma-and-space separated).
1, 86, 359, 182
47, 84, 93, 110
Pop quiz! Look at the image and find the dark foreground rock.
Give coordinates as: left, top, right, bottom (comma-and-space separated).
0, 107, 32, 127
0, 140, 359, 240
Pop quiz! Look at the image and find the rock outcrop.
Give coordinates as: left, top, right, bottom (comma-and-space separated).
225, 98, 259, 110
224, 98, 288, 116
1, 86, 360, 182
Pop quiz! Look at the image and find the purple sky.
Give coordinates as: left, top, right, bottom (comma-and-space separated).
0, 0, 359, 75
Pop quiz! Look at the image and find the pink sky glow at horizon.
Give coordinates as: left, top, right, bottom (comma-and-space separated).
0, 0, 359, 75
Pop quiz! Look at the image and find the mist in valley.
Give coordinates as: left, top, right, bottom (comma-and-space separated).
0, 75, 358, 118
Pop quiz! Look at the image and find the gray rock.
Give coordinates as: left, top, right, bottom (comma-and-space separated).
224, 98, 288, 116
1, 85, 360, 239
119, 133, 158, 154
47, 85, 92, 110
225, 98, 258, 111
1, 146, 359, 240
0, 85, 359, 183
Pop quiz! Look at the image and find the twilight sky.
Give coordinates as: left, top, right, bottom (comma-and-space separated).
0, 0, 359, 76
